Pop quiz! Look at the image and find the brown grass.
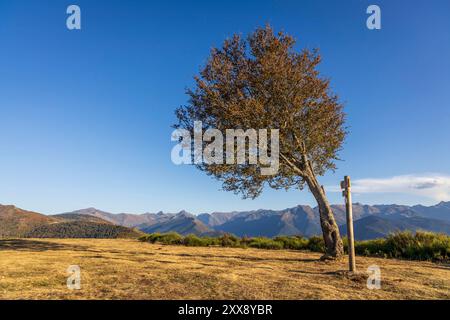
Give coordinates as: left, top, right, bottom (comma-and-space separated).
0, 238, 449, 300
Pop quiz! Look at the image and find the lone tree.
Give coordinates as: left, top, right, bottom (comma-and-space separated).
175, 25, 346, 259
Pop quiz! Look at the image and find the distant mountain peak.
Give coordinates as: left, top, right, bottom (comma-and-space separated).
77, 207, 104, 213
5, 200, 446, 241
175, 210, 194, 218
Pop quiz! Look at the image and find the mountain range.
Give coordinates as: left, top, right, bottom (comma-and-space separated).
55, 201, 450, 240
1, 202, 449, 240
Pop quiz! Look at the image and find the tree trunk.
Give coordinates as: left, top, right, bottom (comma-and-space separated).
304, 167, 344, 259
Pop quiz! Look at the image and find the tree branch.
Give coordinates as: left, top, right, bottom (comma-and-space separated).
280, 153, 304, 176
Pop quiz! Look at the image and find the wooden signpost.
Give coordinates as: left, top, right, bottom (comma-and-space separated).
341, 176, 356, 273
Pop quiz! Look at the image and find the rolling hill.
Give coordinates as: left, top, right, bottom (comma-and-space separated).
24, 220, 142, 239
0, 205, 142, 239
0, 205, 55, 237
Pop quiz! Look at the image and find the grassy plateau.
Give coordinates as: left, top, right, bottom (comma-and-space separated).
0, 238, 449, 300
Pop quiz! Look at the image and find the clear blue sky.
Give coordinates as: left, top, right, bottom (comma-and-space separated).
1, 0, 449, 214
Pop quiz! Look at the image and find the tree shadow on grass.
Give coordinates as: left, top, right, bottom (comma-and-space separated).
0, 239, 88, 252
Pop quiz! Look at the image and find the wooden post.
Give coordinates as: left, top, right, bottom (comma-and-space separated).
341, 176, 356, 273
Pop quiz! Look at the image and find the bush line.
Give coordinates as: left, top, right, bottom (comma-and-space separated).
139, 231, 450, 262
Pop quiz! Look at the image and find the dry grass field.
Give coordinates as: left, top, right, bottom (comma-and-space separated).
0, 238, 449, 300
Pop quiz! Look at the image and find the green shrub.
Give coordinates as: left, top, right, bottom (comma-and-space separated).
160, 232, 183, 245
199, 236, 221, 246
139, 233, 163, 243
142, 232, 183, 245
183, 234, 208, 246
274, 235, 308, 250
306, 236, 325, 253
138, 234, 150, 242
247, 237, 284, 250
384, 231, 450, 261
353, 231, 450, 262
355, 238, 387, 257
219, 233, 241, 247
239, 236, 252, 247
